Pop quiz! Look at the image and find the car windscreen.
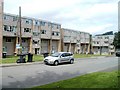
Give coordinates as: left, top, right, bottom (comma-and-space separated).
51, 52, 61, 57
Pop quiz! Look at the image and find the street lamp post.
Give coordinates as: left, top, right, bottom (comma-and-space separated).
69, 31, 72, 52
16, 6, 26, 63
100, 37, 102, 55
50, 23, 52, 55
39, 21, 41, 54
19, 6, 22, 54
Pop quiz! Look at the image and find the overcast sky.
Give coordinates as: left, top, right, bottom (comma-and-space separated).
4, 0, 119, 35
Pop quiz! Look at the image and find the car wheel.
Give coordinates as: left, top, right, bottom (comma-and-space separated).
54, 61, 58, 66
70, 59, 74, 64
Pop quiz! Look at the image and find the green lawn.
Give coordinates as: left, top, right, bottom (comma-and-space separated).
32, 71, 119, 88
0, 54, 111, 64
0, 55, 44, 64
74, 54, 111, 58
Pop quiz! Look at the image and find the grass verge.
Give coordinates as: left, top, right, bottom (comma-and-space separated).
0, 54, 111, 64
0, 55, 44, 64
32, 71, 118, 88
74, 54, 111, 58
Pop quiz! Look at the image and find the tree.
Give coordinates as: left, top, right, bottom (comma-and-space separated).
113, 31, 120, 49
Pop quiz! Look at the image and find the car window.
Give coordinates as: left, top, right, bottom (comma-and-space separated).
51, 52, 61, 57
65, 53, 69, 56
61, 53, 65, 57
65, 53, 73, 56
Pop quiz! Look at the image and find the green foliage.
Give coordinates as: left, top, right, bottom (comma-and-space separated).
1, 55, 44, 64
74, 54, 110, 58
113, 31, 120, 49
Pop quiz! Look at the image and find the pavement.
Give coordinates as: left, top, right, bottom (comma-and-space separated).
0, 56, 115, 67
0, 61, 44, 67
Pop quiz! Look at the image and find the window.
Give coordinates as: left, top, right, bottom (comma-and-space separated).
57, 25, 60, 29
41, 30, 46, 34
52, 31, 60, 36
26, 20, 29, 24
48, 22, 51, 27
52, 32, 54, 35
4, 15, 8, 20
34, 20, 40, 25
35, 21, 38, 25
97, 42, 99, 44
13, 16, 17, 21
61, 53, 65, 57
40, 21, 46, 26
4, 25, 8, 31
36, 21, 39, 25
6, 38, 12, 42
104, 41, 108, 44
33, 32, 40, 36
98, 37, 102, 39
33, 40, 39, 44
13, 26, 17, 32
65, 53, 70, 56
56, 32, 60, 36
4, 25, 16, 32
25, 19, 32, 24
9, 26, 12, 32
105, 36, 109, 39
24, 28, 31, 33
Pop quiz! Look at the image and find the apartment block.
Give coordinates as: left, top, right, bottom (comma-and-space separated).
62, 28, 91, 54
2, 13, 61, 55
3, 14, 32, 55
32, 19, 61, 54
92, 33, 115, 55
0, 0, 3, 59
0, 0, 116, 58
0, 0, 91, 56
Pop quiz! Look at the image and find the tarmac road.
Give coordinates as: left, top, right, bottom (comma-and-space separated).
1, 56, 119, 88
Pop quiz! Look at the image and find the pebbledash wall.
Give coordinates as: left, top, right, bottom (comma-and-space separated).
92, 34, 115, 55
61, 28, 91, 54
2, 13, 91, 56
3, 13, 62, 55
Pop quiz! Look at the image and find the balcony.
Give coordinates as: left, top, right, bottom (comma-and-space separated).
3, 31, 17, 37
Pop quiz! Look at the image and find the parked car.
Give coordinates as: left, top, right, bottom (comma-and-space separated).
44, 52, 74, 66
115, 49, 120, 57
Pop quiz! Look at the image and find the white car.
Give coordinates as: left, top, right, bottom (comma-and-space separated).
44, 52, 74, 66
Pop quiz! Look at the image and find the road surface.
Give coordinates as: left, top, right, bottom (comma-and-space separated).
2, 56, 119, 88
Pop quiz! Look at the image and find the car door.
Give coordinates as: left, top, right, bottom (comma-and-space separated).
60, 53, 67, 63
63, 53, 70, 62
65, 53, 71, 62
